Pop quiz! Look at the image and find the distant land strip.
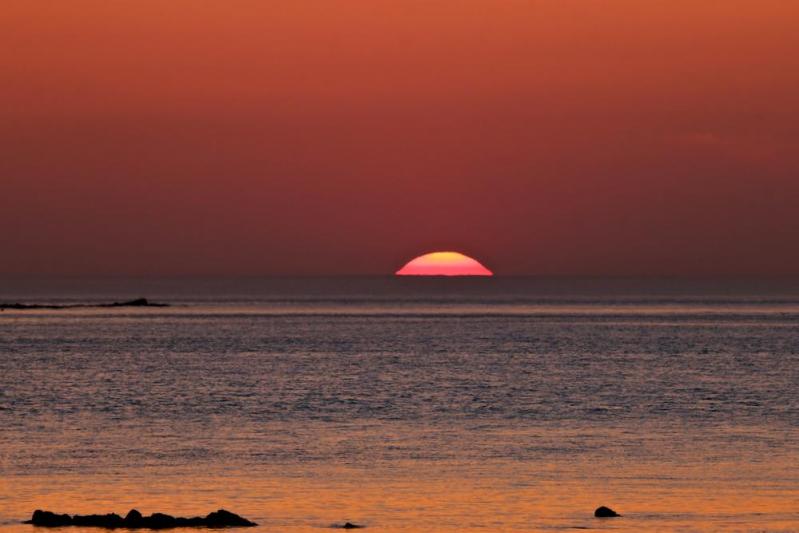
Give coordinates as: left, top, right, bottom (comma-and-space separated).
0, 298, 168, 310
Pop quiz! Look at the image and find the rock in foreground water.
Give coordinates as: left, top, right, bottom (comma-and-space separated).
594, 505, 621, 517
25, 511, 73, 527
25, 509, 256, 528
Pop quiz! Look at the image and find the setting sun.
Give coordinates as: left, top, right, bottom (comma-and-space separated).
3, 2, 797, 532
395, 251, 493, 276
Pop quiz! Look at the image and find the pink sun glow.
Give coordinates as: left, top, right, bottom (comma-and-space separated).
395, 251, 493, 276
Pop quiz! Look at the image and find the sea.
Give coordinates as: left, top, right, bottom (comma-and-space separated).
1, 277, 798, 532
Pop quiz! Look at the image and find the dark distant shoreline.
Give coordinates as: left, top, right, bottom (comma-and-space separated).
0, 298, 168, 310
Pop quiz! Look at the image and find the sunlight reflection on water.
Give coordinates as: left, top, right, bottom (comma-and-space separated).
1, 278, 799, 531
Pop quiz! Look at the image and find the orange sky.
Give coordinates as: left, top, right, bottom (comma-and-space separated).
1, 1, 798, 275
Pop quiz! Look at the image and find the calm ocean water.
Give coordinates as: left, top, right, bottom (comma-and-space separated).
1, 277, 798, 532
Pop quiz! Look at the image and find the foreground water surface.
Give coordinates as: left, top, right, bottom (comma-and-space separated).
1, 277, 798, 532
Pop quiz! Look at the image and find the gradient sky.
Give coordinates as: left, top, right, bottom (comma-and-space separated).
2, 1, 798, 276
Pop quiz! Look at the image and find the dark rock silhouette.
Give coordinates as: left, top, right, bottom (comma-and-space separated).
26, 511, 72, 527
72, 514, 125, 528
144, 513, 178, 529
204, 510, 257, 528
1, 298, 168, 310
334, 523, 364, 529
124, 510, 143, 527
594, 506, 621, 517
24, 509, 256, 529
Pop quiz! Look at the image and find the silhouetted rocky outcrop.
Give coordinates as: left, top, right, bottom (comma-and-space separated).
1, 298, 168, 310
25, 511, 72, 527
594, 506, 621, 517
204, 510, 257, 528
124, 510, 144, 527
24, 509, 256, 529
332, 523, 364, 529
73, 514, 125, 528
